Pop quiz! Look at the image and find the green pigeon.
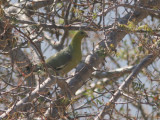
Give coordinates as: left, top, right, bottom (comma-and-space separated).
35, 30, 88, 76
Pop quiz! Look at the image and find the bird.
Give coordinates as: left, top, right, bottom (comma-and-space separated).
35, 30, 88, 76
33, 31, 88, 98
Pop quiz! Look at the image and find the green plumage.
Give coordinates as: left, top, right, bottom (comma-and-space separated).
37, 31, 87, 75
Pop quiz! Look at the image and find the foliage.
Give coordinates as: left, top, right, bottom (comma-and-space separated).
0, 0, 160, 120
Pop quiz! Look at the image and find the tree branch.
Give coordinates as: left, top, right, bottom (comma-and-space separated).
94, 54, 156, 120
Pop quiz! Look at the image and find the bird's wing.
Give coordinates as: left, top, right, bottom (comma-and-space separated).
45, 46, 72, 71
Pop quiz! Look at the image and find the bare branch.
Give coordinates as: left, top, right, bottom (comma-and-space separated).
94, 54, 157, 120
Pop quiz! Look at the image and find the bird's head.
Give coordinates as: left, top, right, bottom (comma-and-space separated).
74, 30, 88, 40
71, 30, 88, 46
78, 30, 88, 38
